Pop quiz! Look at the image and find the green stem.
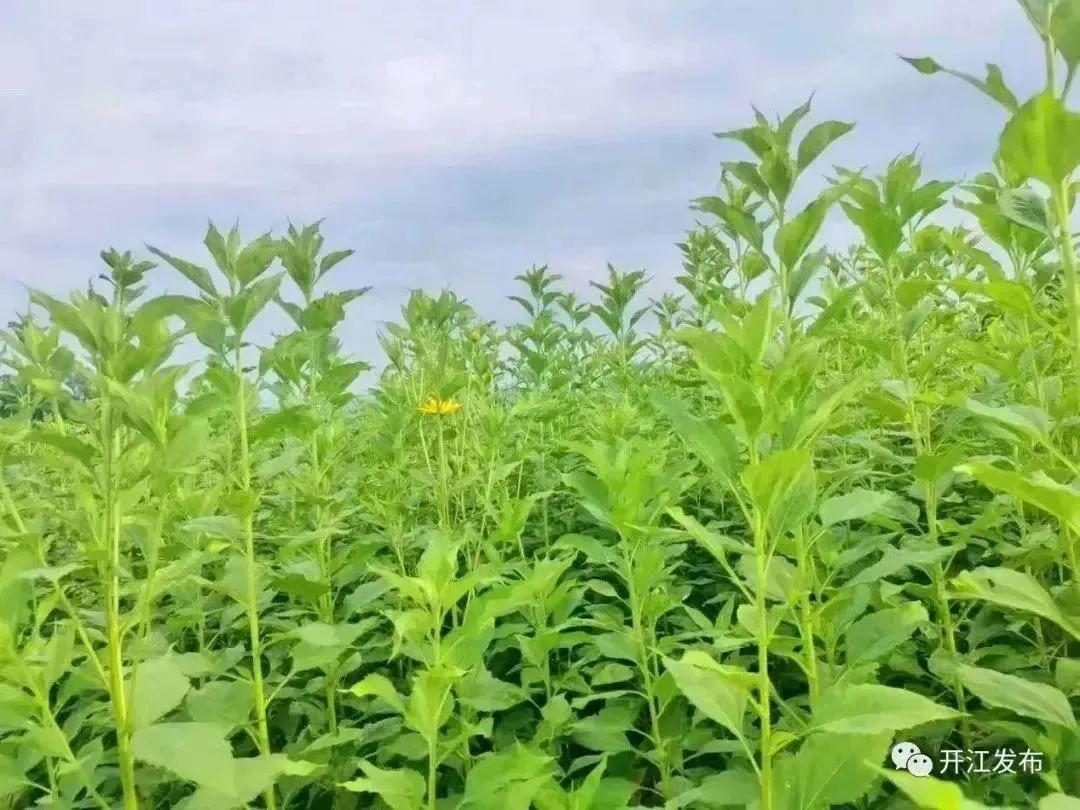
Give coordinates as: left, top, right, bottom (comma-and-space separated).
427, 734, 438, 810
927, 490, 971, 748
797, 532, 820, 709
754, 518, 774, 810
436, 416, 450, 530
623, 546, 673, 799
1052, 182, 1080, 391
234, 345, 276, 810
101, 399, 138, 810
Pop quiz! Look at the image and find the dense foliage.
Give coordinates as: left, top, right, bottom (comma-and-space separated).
4, 3, 1080, 808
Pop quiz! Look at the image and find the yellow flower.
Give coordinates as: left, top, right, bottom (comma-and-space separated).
418, 395, 462, 416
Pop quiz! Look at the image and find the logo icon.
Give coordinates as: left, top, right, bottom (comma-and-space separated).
891, 741, 933, 777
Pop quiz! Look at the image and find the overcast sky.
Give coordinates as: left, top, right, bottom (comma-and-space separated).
1, 1, 1047, 367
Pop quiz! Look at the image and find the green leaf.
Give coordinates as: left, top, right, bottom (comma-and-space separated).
796, 121, 855, 174
571, 701, 637, 753
43, 622, 75, 688
963, 398, 1052, 443
131, 657, 191, 728
346, 673, 406, 714
460, 745, 553, 810
999, 92, 1080, 187
340, 761, 426, 810
840, 202, 903, 262
652, 393, 739, 487
227, 273, 284, 334
950, 566, 1080, 640
951, 662, 1077, 729
999, 187, 1053, 234
695, 196, 765, 252
742, 449, 817, 537
1019, 0, 1052, 35
775, 733, 889, 810
714, 123, 773, 161
1053, 0, 1080, 67
819, 489, 918, 527
723, 161, 772, 202
132, 722, 236, 794
874, 765, 991, 809
900, 56, 1018, 111
203, 222, 231, 277
234, 235, 279, 285
845, 603, 929, 666
810, 684, 962, 734
1042, 796, 1080, 810
665, 651, 755, 741
775, 194, 832, 269
955, 461, 1080, 533
184, 756, 320, 809
901, 55, 944, 75
404, 667, 457, 744
147, 247, 218, 297
0, 756, 28, 797
456, 668, 526, 713
29, 431, 96, 471
186, 680, 253, 728
668, 506, 748, 566
180, 515, 244, 540
319, 249, 355, 278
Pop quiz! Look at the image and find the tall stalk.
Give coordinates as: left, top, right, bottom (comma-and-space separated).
882, 255, 971, 747
234, 339, 276, 810
1051, 182, 1080, 387
621, 540, 673, 799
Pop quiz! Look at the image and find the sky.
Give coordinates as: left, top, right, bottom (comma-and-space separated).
0, 0, 1048, 369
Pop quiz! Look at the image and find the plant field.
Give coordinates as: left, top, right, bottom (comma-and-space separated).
5, 4, 1080, 809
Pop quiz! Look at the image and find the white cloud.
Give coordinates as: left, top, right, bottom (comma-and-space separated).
0, 0, 1050, 335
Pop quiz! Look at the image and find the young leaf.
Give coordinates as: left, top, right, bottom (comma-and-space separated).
796, 121, 855, 174
652, 393, 740, 487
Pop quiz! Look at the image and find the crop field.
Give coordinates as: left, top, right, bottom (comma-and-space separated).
3, 3, 1080, 809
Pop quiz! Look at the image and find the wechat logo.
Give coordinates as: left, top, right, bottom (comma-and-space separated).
891, 741, 934, 777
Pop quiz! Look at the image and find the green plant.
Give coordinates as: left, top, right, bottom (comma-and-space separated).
4, 3, 1080, 808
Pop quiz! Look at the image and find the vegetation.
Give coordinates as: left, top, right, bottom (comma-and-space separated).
3, 2, 1080, 807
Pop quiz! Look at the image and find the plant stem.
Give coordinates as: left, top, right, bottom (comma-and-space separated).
436, 416, 450, 530
1052, 182, 1080, 390
101, 398, 138, 810
797, 529, 819, 709
927, 489, 971, 747
624, 551, 672, 798
753, 516, 773, 810
234, 345, 276, 810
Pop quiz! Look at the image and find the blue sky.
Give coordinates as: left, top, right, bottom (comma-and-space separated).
1, 0, 1047, 367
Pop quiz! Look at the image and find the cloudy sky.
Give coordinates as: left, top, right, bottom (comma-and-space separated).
1, 0, 1047, 366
